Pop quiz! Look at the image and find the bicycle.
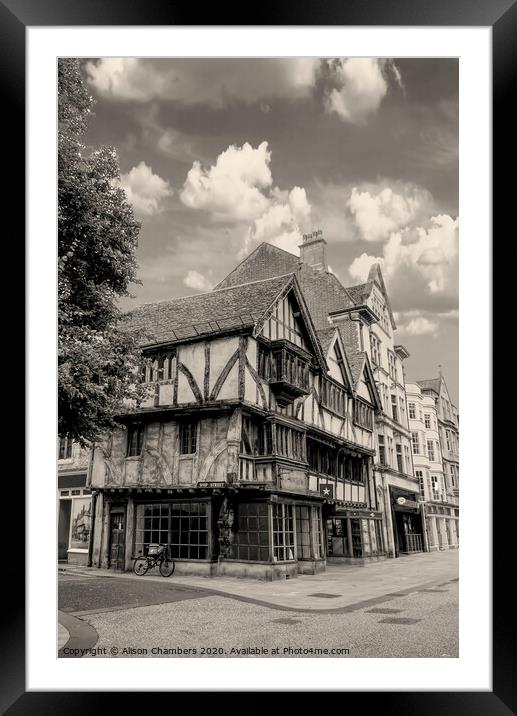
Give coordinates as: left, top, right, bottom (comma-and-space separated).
133, 543, 175, 577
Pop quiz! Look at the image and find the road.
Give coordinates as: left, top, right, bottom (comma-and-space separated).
59, 561, 458, 658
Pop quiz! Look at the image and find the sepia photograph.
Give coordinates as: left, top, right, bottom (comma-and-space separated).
57, 56, 460, 660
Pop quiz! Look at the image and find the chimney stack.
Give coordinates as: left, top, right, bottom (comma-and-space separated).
299, 229, 327, 272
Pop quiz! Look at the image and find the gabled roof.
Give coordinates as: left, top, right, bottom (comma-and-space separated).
124, 274, 295, 347
316, 327, 354, 391
214, 242, 299, 290
344, 349, 382, 411
316, 327, 336, 356
347, 263, 396, 329
417, 378, 442, 395
214, 241, 356, 330
418, 375, 457, 410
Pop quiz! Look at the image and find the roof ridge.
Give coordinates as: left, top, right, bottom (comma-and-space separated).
212, 272, 295, 293
213, 242, 298, 289
129, 273, 294, 311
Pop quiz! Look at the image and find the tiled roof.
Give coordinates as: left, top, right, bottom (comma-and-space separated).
124, 274, 294, 346
417, 378, 442, 394
214, 243, 299, 290
298, 265, 355, 330
345, 350, 367, 389
346, 282, 373, 305
316, 327, 337, 356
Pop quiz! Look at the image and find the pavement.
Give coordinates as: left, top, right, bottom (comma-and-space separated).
58, 550, 459, 658
59, 550, 458, 612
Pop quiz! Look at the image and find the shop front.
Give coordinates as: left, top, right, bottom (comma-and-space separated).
58, 472, 92, 565
390, 487, 424, 556
91, 488, 326, 580
326, 507, 385, 564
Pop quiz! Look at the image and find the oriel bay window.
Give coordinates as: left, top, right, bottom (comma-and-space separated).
275, 424, 306, 461
307, 439, 365, 482
135, 502, 209, 559
269, 342, 310, 404
320, 377, 347, 416
354, 399, 373, 430
240, 416, 272, 456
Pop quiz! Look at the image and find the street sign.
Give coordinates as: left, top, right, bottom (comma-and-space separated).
319, 483, 334, 498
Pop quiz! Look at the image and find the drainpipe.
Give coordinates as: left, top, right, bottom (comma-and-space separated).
86, 442, 96, 567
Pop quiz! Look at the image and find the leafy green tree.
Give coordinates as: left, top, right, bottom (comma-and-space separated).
58, 59, 147, 445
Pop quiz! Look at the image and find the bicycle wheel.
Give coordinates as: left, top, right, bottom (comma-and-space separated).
133, 558, 149, 576
159, 558, 175, 577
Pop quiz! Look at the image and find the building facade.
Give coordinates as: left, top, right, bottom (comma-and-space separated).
58, 436, 92, 565
82, 233, 455, 578
414, 376, 460, 548
346, 266, 424, 558
88, 266, 384, 579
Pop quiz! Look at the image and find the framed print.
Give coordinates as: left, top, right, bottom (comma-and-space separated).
5, 0, 511, 711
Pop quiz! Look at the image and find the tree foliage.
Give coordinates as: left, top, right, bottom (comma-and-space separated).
58, 59, 148, 445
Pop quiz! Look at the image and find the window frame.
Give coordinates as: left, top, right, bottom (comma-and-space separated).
126, 423, 145, 458
179, 420, 198, 456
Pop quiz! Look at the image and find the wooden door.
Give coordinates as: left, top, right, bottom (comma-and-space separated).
109, 511, 126, 570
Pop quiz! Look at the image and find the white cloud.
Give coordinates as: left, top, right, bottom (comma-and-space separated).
86, 58, 320, 107
180, 142, 312, 258
324, 59, 402, 124
243, 186, 312, 256
394, 312, 439, 337
118, 161, 172, 216
349, 214, 459, 298
347, 184, 430, 243
183, 270, 212, 292
180, 142, 272, 222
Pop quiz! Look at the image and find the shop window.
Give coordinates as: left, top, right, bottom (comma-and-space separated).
127, 424, 144, 457
135, 502, 208, 560
58, 436, 73, 460
327, 518, 348, 557
230, 503, 270, 561
295, 505, 312, 560
180, 421, 197, 455
273, 503, 295, 561
69, 497, 91, 550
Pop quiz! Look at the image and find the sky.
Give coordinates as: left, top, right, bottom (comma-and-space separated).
81, 58, 459, 404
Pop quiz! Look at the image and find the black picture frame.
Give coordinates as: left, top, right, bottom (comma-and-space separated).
8, 0, 508, 712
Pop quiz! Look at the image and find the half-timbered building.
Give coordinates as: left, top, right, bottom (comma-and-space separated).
89, 247, 383, 579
